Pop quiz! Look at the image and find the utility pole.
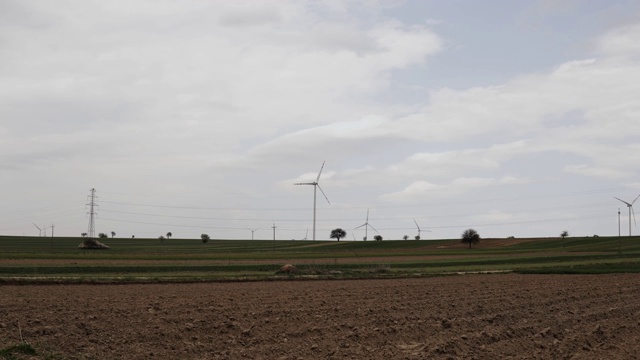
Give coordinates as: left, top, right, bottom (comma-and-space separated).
272, 223, 276, 251
86, 188, 98, 239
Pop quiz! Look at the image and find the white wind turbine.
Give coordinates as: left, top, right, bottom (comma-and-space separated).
355, 209, 378, 241
295, 161, 330, 241
614, 194, 640, 236
413, 219, 430, 240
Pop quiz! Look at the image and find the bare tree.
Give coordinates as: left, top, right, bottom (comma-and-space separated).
461, 228, 480, 249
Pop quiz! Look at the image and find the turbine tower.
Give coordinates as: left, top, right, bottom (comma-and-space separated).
614, 194, 640, 236
294, 161, 330, 241
618, 208, 621, 237
355, 209, 377, 241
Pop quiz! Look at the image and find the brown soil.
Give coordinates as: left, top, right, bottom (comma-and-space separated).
1, 274, 640, 359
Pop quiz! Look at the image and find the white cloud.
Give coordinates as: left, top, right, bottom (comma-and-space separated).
1, 1, 640, 239
380, 175, 530, 203
218, 5, 283, 27
596, 24, 640, 58
564, 164, 629, 179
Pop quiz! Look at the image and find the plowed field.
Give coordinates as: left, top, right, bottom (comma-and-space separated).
2, 274, 640, 359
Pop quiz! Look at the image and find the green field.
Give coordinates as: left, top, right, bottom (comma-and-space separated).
1, 235, 640, 283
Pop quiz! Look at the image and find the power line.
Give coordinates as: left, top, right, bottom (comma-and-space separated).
98, 186, 633, 212
0, 201, 84, 216
102, 211, 610, 233
99, 218, 269, 231
98, 201, 613, 223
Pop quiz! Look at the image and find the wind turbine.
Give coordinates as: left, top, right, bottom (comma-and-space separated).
355, 209, 377, 241
413, 219, 430, 240
247, 228, 259, 240
614, 194, 640, 236
294, 161, 330, 241
33, 223, 42, 237
618, 208, 621, 237
304, 228, 309, 241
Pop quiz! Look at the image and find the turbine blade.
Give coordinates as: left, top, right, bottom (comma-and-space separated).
614, 197, 632, 206
317, 184, 331, 205
366, 209, 369, 222
633, 206, 637, 227
369, 223, 379, 233
355, 224, 366, 229
294, 182, 315, 185
316, 161, 325, 183
413, 218, 420, 231
632, 194, 640, 205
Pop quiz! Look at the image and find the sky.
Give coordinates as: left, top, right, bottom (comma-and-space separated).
2, 0, 640, 241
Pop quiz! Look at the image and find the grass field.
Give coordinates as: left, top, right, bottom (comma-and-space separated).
1, 235, 640, 282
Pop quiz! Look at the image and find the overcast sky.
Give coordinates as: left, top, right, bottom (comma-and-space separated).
2, 0, 640, 241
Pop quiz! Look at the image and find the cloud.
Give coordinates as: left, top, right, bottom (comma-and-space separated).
235, 18, 640, 196
380, 175, 530, 203
2, 2, 640, 239
596, 24, 640, 58
564, 164, 629, 179
0, 0, 442, 167
218, 5, 283, 27
388, 148, 505, 179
